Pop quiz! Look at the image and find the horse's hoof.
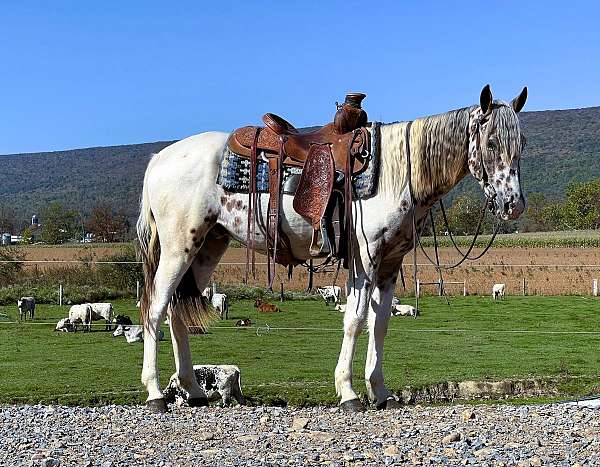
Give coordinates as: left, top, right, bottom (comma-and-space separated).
340, 399, 365, 413
376, 397, 402, 410
146, 398, 168, 413
188, 397, 209, 408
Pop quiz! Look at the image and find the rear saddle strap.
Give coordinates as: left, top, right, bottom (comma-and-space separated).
266, 140, 282, 288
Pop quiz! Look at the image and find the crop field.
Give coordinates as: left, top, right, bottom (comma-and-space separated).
2, 296, 600, 407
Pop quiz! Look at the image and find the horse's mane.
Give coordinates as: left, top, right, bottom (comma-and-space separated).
378, 102, 520, 204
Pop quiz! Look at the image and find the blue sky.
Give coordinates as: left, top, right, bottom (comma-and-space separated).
1, 1, 599, 154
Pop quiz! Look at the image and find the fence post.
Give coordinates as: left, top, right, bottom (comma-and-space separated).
212, 281, 217, 295
136, 281, 140, 301
59, 284, 63, 307
463, 281, 467, 297
522, 278, 526, 296
280, 282, 284, 302
416, 279, 420, 298
593, 279, 598, 297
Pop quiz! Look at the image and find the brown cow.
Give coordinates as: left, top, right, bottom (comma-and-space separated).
254, 299, 280, 313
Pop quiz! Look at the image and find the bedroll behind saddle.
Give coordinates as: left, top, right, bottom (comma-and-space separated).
227, 93, 371, 287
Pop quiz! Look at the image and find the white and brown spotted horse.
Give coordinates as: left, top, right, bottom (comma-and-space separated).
137, 85, 527, 412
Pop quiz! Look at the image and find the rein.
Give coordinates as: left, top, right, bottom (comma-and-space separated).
405, 106, 503, 309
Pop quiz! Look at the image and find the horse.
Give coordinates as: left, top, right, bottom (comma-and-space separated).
137, 84, 527, 413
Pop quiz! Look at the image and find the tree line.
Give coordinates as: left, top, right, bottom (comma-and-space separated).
0, 201, 131, 244
435, 179, 600, 235
0, 179, 599, 244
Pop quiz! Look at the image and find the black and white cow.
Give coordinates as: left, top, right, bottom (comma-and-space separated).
17, 297, 35, 320
163, 365, 245, 407
89, 303, 114, 331
317, 286, 342, 305
55, 318, 75, 332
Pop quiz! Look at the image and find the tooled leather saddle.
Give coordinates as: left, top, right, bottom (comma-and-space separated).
227, 93, 371, 286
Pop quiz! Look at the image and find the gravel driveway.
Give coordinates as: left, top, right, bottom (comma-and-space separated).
1, 403, 597, 466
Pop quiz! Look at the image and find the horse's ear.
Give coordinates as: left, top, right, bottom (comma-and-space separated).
480, 84, 493, 114
511, 86, 528, 113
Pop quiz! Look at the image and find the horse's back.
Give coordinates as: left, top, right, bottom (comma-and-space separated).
146, 131, 228, 193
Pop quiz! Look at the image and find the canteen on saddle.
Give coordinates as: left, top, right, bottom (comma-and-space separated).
226, 93, 371, 284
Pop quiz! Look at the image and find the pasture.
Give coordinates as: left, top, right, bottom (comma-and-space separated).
1, 296, 600, 407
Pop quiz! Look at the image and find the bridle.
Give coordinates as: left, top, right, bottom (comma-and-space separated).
468, 106, 498, 210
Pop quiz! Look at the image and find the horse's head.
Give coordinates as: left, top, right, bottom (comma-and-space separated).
468, 85, 527, 220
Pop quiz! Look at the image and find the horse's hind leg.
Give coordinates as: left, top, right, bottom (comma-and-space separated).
142, 252, 194, 410
168, 226, 230, 406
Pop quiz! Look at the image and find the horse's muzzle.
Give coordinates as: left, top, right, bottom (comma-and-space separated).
500, 195, 525, 220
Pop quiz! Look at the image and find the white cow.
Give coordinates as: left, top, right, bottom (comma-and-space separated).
17, 297, 35, 320
113, 324, 164, 343
202, 287, 213, 301
212, 293, 229, 320
89, 303, 114, 331
163, 365, 245, 407
55, 317, 75, 332
492, 283, 506, 300
68, 304, 93, 332
391, 304, 419, 317
317, 286, 342, 305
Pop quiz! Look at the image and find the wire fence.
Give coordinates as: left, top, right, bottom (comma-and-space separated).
2, 258, 600, 298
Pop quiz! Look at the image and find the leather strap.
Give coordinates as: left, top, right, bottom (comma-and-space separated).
245, 127, 260, 283
266, 138, 284, 288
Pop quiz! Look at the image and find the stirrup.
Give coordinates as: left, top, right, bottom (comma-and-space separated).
309, 219, 333, 257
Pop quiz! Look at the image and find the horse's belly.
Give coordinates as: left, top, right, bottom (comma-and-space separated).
217, 190, 314, 260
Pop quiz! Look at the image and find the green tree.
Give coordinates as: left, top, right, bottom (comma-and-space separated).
562, 180, 600, 230
0, 206, 15, 234
522, 193, 552, 232
41, 202, 79, 244
446, 195, 490, 235
20, 226, 32, 244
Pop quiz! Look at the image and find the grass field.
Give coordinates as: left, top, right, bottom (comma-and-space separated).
1, 296, 600, 407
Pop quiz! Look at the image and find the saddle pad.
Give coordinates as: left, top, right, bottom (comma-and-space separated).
217, 122, 382, 199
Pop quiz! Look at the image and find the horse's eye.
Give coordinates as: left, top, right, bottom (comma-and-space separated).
487, 140, 497, 152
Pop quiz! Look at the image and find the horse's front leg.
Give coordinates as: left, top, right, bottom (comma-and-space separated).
365, 268, 400, 409
334, 270, 374, 412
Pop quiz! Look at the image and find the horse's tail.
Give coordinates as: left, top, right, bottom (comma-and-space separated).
137, 155, 161, 328
137, 154, 216, 332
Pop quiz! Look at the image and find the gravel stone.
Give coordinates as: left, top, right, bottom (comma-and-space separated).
1, 403, 599, 465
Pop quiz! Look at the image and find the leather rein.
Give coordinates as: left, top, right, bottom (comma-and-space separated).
404, 108, 502, 310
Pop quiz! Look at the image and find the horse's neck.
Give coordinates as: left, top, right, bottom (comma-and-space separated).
379, 107, 471, 205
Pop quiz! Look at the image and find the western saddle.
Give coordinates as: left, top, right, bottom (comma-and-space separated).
227, 93, 371, 286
